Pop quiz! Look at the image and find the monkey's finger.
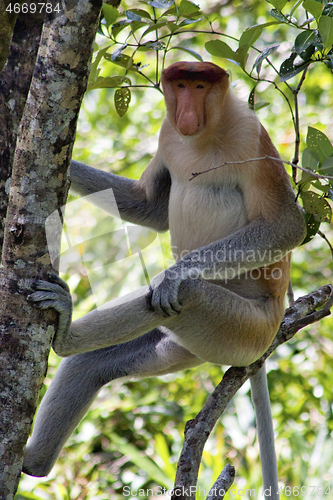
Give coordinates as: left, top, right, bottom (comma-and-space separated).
32, 299, 61, 310
28, 291, 70, 316
47, 272, 70, 293
147, 291, 174, 317
32, 280, 69, 298
161, 300, 182, 316
161, 285, 182, 314
28, 290, 61, 303
152, 292, 182, 317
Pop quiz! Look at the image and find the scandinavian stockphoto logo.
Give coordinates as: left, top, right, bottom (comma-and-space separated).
45, 188, 166, 311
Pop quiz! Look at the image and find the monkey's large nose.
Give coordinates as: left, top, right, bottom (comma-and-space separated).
176, 110, 200, 136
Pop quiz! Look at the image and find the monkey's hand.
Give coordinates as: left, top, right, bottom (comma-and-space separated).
28, 274, 73, 341
146, 265, 197, 316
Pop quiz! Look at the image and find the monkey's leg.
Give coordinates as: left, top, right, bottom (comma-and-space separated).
22, 329, 201, 477
31, 277, 278, 367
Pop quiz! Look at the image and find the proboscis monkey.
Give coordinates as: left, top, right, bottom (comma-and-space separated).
23, 62, 306, 498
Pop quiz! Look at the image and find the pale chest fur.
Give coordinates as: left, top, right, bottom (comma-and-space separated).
159, 118, 260, 259
164, 151, 249, 259
168, 178, 247, 258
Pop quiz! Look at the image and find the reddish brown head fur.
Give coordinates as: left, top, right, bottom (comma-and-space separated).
162, 61, 228, 83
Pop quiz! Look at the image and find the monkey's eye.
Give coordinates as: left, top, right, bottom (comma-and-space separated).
196, 84, 205, 89
177, 83, 185, 88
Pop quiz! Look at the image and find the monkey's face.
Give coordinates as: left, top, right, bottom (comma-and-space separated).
170, 79, 212, 136
161, 61, 230, 137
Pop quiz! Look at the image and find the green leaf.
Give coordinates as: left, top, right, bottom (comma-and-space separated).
279, 54, 310, 81
105, 52, 139, 72
302, 0, 323, 22
160, 5, 177, 17
88, 46, 111, 83
167, 21, 178, 33
302, 212, 320, 244
139, 41, 166, 51
109, 432, 172, 488
178, 16, 203, 27
127, 8, 152, 20
301, 191, 332, 222
319, 15, 333, 48
301, 172, 315, 187
239, 26, 263, 48
325, 53, 333, 69
268, 0, 288, 10
205, 40, 237, 62
155, 433, 176, 479
114, 87, 131, 117
178, 0, 201, 17
253, 101, 269, 110
102, 4, 118, 27
130, 20, 149, 34
312, 180, 332, 192
306, 127, 333, 163
87, 75, 131, 92
294, 30, 316, 54
245, 21, 282, 30
248, 85, 256, 108
125, 10, 142, 21
252, 45, 279, 74
302, 147, 320, 171
270, 8, 288, 22
320, 156, 333, 176
323, 3, 333, 17
148, 0, 173, 8
112, 20, 130, 38
143, 21, 167, 35
169, 46, 203, 61
301, 148, 318, 184
290, 0, 303, 17
235, 45, 249, 69
110, 44, 128, 61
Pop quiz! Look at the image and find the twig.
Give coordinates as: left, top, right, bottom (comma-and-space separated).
206, 464, 235, 500
189, 155, 333, 182
318, 230, 333, 258
291, 67, 308, 183
287, 280, 294, 306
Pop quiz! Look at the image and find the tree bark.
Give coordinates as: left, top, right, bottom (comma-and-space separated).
0, 0, 102, 496
0, 8, 44, 252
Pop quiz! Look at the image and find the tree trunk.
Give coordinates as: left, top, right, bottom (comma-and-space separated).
0, 8, 44, 251
0, 1, 102, 496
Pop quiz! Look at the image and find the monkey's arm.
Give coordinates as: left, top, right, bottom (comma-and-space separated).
148, 202, 306, 316
70, 158, 171, 231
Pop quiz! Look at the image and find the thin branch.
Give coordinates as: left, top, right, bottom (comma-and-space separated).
206, 464, 235, 500
189, 155, 333, 182
287, 280, 295, 306
291, 67, 308, 182
318, 230, 333, 258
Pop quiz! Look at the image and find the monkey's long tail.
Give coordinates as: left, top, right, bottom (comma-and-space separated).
250, 364, 279, 500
